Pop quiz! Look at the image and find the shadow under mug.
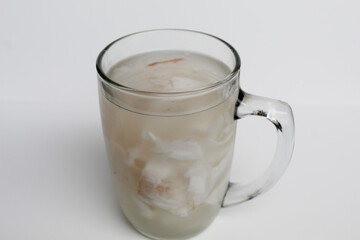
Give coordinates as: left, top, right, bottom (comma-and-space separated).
96, 29, 295, 240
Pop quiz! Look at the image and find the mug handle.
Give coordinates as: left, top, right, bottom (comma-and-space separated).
222, 90, 295, 207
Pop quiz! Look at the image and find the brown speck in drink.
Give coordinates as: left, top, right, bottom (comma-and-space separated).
156, 185, 170, 193
191, 202, 197, 211
148, 58, 183, 67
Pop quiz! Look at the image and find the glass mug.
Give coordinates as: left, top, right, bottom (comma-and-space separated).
96, 29, 295, 240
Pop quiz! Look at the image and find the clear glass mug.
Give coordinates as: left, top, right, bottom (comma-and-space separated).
96, 29, 295, 240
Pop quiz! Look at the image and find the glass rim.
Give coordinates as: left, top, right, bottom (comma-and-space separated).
96, 29, 241, 95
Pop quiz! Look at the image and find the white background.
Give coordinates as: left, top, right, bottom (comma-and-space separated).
1, 0, 359, 239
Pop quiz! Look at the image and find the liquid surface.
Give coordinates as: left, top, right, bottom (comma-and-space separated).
100, 50, 238, 239
107, 50, 231, 92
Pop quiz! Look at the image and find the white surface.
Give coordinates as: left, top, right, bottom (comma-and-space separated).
1, 0, 360, 239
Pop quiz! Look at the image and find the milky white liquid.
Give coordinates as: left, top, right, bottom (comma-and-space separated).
99, 51, 238, 239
